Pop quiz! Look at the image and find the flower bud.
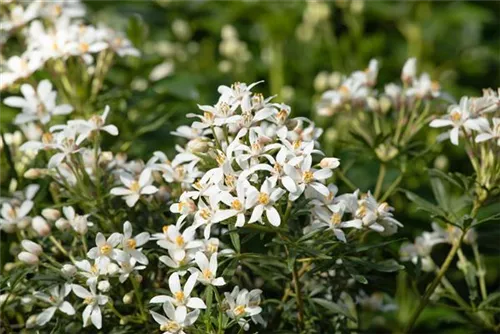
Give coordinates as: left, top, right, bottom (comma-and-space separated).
42, 208, 60, 221
464, 228, 477, 245
26, 315, 37, 329
61, 264, 77, 277
119, 318, 128, 325
366, 96, 379, 112
21, 240, 43, 256
0, 293, 14, 306
187, 138, 209, 153
18, 251, 39, 265
3, 262, 16, 272
320, 157, 340, 169
24, 168, 42, 179
55, 218, 70, 231
379, 96, 392, 114
98, 280, 111, 292
31, 216, 51, 236
401, 58, 417, 85
135, 274, 143, 283
71, 216, 88, 235
123, 292, 134, 304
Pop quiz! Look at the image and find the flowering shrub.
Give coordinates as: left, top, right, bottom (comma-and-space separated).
1, 1, 499, 334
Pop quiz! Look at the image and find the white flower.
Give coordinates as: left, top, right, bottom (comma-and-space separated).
87, 232, 127, 268
118, 257, 146, 283
223, 286, 263, 330
69, 105, 118, 145
56, 206, 92, 235
150, 272, 206, 309
284, 154, 332, 200
47, 125, 81, 168
191, 252, 225, 286
218, 180, 252, 227
0, 200, 33, 232
120, 221, 150, 265
110, 169, 158, 207
430, 97, 488, 145
33, 285, 75, 326
246, 178, 285, 226
475, 117, 500, 145
150, 301, 200, 334
72, 283, 108, 329
401, 57, 417, 84
1, 53, 44, 90
311, 203, 362, 243
0, 3, 40, 31
157, 225, 203, 262
3, 80, 73, 125
75, 260, 104, 286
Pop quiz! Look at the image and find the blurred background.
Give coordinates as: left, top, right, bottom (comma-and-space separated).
1, 1, 499, 332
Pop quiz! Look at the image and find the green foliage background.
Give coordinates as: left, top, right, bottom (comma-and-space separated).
1, 1, 499, 333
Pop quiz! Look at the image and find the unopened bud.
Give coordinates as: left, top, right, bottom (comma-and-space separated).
16, 217, 31, 230
0, 293, 14, 306
320, 157, 340, 169
135, 274, 143, 283
42, 208, 61, 221
123, 292, 134, 304
24, 168, 42, 179
62, 264, 77, 277
26, 315, 37, 328
366, 96, 379, 112
32, 216, 51, 236
21, 240, 43, 256
187, 138, 209, 153
379, 96, 392, 114
98, 280, 111, 292
18, 251, 39, 265
55, 218, 70, 231
119, 318, 128, 325
3, 262, 16, 272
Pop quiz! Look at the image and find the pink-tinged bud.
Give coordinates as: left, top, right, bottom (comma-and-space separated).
55, 218, 70, 231
32, 216, 51, 236
401, 58, 417, 85
24, 169, 42, 179
42, 208, 60, 221
320, 157, 340, 169
21, 240, 43, 256
18, 251, 39, 265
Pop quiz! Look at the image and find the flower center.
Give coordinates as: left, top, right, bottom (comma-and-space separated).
330, 213, 342, 225
161, 322, 180, 331
234, 305, 246, 316
207, 242, 218, 254
175, 235, 185, 246
303, 170, 314, 183
200, 208, 212, 220
162, 225, 169, 234
91, 264, 99, 274
174, 291, 185, 303
277, 109, 288, 122
49, 295, 56, 303
100, 244, 112, 255
83, 296, 94, 305
130, 181, 140, 192
202, 269, 213, 280
126, 239, 136, 249
225, 175, 235, 188
231, 199, 242, 211
79, 42, 89, 53
258, 192, 270, 205
293, 140, 301, 150
450, 111, 461, 122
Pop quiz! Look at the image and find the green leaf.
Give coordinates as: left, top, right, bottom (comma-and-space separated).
312, 298, 356, 321
227, 227, 240, 253
126, 15, 148, 48
403, 189, 447, 217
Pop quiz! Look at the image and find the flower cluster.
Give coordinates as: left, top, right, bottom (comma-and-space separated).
317, 58, 442, 116
1, 0, 138, 90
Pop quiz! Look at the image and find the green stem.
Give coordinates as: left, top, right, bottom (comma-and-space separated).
336, 169, 357, 191
130, 275, 147, 321
374, 163, 386, 199
472, 243, 487, 301
49, 235, 69, 257
380, 172, 403, 202
404, 232, 465, 333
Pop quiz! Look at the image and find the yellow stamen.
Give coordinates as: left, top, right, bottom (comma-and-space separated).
231, 199, 242, 211
303, 170, 314, 183
126, 239, 136, 249
258, 192, 270, 205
